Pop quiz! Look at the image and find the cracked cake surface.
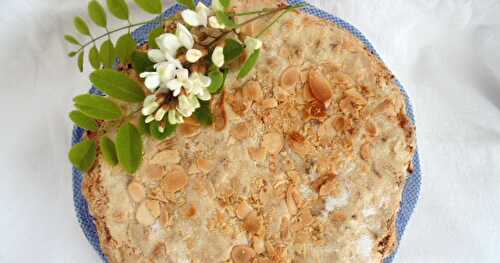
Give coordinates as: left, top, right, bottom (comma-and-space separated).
83, 1, 416, 262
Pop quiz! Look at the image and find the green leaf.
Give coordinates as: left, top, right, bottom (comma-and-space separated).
177, 0, 196, 10
69, 140, 97, 172
134, 0, 162, 14
68, 51, 78, 58
150, 120, 178, 140
115, 33, 136, 64
131, 51, 155, 74
64, 35, 81, 46
74, 16, 91, 36
148, 27, 163, 49
208, 68, 224, 94
223, 38, 244, 62
89, 46, 101, 69
100, 136, 118, 166
77, 51, 84, 72
88, 0, 107, 28
216, 11, 236, 28
99, 39, 115, 68
73, 94, 122, 120
220, 0, 231, 9
90, 69, 145, 102
137, 115, 151, 135
193, 101, 213, 126
116, 123, 143, 174
106, 0, 129, 20
238, 49, 261, 79
69, 110, 98, 131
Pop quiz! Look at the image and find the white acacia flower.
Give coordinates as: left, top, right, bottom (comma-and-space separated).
140, 56, 182, 92
166, 68, 190, 97
177, 94, 200, 118
154, 107, 167, 121
156, 33, 181, 57
186, 49, 203, 63
176, 23, 194, 50
185, 73, 212, 101
168, 109, 184, 125
208, 16, 225, 29
212, 46, 224, 68
139, 72, 161, 92
245, 36, 263, 52
181, 2, 211, 27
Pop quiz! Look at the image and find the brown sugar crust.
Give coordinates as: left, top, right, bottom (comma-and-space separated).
83, 1, 416, 262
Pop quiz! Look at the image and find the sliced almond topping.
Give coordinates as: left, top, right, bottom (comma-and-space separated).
280, 217, 290, 240
231, 245, 256, 263
213, 91, 227, 131
311, 173, 337, 193
360, 142, 371, 161
235, 201, 253, 220
260, 98, 278, 109
243, 211, 262, 234
319, 179, 339, 197
308, 68, 333, 107
111, 210, 127, 223
373, 99, 395, 115
196, 158, 216, 174
304, 100, 327, 121
151, 149, 181, 165
262, 132, 283, 154
291, 187, 305, 208
128, 182, 146, 202
136, 201, 156, 226
185, 204, 197, 219
231, 122, 251, 141
243, 81, 263, 102
288, 132, 311, 156
145, 199, 161, 218
161, 165, 188, 193
248, 147, 267, 162
331, 212, 347, 222
229, 90, 250, 116
146, 164, 165, 181
365, 119, 378, 137
252, 236, 265, 254
286, 185, 298, 215
179, 117, 202, 137
280, 66, 300, 89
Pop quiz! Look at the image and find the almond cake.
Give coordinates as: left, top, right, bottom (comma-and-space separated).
83, 1, 416, 262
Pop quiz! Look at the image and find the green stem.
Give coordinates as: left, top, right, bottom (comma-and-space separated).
229, 8, 272, 17
256, 9, 289, 38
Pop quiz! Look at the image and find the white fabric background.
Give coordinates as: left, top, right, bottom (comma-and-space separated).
0, 0, 499, 262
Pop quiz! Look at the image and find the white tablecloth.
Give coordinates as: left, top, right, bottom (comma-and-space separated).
1, 0, 499, 262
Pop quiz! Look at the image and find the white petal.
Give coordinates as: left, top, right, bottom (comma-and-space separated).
208, 16, 226, 29
177, 95, 194, 117
211, 0, 224, 12
195, 3, 210, 26
142, 102, 160, 116
189, 94, 201, 109
154, 107, 166, 121
245, 36, 263, 52
143, 95, 156, 105
147, 49, 165, 63
176, 68, 190, 82
186, 49, 203, 63
144, 74, 161, 91
198, 74, 212, 88
211, 46, 224, 68
181, 9, 203, 27
156, 33, 181, 57
176, 23, 194, 49
197, 87, 212, 101
166, 79, 183, 96
157, 62, 177, 82
145, 115, 155, 123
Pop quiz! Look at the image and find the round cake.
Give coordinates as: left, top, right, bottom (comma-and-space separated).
83, 1, 416, 262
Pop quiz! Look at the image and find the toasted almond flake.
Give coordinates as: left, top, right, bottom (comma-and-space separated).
248, 147, 267, 162
308, 68, 333, 107
286, 185, 298, 215
331, 212, 347, 222
262, 132, 283, 154
243, 211, 262, 234
179, 117, 201, 138
373, 99, 395, 115
360, 142, 371, 161
288, 132, 311, 156
304, 100, 327, 120
146, 199, 161, 218
196, 158, 216, 173
136, 201, 156, 226
146, 164, 165, 181
185, 204, 197, 219
231, 122, 250, 141
235, 201, 253, 220
161, 165, 188, 193
319, 179, 339, 197
243, 81, 263, 102
151, 149, 181, 165
231, 245, 256, 263
291, 187, 305, 208
252, 236, 265, 254
111, 210, 127, 223
280, 66, 300, 89
365, 120, 378, 137
311, 173, 336, 193
159, 209, 171, 229
280, 217, 290, 240
213, 92, 227, 131
260, 98, 278, 109
128, 182, 146, 202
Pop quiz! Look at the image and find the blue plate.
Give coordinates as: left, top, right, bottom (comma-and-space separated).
72, 1, 421, 262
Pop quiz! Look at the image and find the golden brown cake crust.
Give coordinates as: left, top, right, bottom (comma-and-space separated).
83, 1, 416, 262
